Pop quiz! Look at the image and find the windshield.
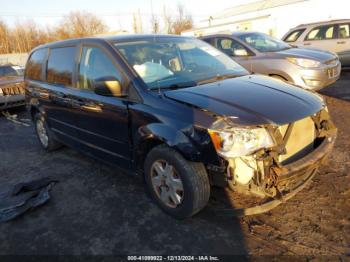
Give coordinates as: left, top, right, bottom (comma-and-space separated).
238, 33, 291, 52
114, 37, 248, 89
0, 65, 24, 77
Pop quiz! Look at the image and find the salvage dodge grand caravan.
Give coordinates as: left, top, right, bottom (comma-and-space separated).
25, 35, 337, 219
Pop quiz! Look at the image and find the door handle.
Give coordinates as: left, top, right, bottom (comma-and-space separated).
337, 41, 346, 44
80, 104, 102, 112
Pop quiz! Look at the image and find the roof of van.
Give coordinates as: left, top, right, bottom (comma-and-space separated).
32, 34, 191, 51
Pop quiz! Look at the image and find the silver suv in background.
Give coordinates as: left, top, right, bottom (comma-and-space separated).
283, 19, 350, 67
202, 32, 341, 91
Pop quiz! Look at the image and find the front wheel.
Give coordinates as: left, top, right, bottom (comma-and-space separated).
144, 145, 210, 219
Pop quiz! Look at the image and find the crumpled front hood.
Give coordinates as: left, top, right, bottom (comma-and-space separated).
164, 75, 325, 126
276, 47, 336, 62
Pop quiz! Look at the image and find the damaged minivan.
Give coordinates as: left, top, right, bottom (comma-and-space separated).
25, 35, 337, 219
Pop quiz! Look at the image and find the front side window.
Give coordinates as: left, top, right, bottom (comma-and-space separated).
306, 25, 335, 40
338, 24, 350, 39
78, 46, 122, 90
47, 46, 76, 86
237, 33, 291, 52
214, 37, 250, 56
114, 37, 248, 89
25, 48, 47, 81
284, 29, 306, 42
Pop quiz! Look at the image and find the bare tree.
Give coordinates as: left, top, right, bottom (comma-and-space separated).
149, 0, 159, 34
0, 11, 107, 55
162, 5, 173, 34
55, 11, 108, 39
133, 13, 139, 33
137, 9, 143, 33
150, 14, 160, 33
171, 3, 193, 35
0, 20, 10, 53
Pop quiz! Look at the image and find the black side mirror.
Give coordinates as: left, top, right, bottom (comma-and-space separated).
93, 76, 127, 97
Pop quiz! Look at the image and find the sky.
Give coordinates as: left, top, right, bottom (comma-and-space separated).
0, 0, 254, 32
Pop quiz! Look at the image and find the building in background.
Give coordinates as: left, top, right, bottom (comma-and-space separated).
182, 0, 349, 38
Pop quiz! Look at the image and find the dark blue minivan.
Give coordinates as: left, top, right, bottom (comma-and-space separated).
25, 35, 337, 219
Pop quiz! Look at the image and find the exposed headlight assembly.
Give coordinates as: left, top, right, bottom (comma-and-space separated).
286, 57, 321, 68
208, 117, 275, 158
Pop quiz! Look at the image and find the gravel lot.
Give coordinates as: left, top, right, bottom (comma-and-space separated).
0, 72, 349, 258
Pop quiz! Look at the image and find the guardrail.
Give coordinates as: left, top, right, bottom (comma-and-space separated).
0, 53, 29, 66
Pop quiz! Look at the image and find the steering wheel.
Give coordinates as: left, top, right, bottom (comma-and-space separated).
184, 63, 211, 73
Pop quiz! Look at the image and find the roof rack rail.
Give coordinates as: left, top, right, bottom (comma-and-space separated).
296, 19, 350, 27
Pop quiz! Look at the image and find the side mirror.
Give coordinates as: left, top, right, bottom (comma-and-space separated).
93, 77, 126, 97
233, 49, 249, 57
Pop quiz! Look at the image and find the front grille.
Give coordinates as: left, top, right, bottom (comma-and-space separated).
0, 83, 25, 96
327, 67, 339, 79
278, 116, 316, 164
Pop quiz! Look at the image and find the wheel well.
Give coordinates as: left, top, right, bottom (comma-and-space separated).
136, 138, 164, 171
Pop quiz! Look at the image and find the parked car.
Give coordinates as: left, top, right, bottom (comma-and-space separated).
201, 32, 341, 91
0, 64, 25, 110
282, 19, 350, 67
25, 35, 337, 219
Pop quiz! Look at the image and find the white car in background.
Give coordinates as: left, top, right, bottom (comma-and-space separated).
283, 19, 350, 67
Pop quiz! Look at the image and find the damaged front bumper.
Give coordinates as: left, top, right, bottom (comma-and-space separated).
219, 109, 337, 216
226, 132, 336, 216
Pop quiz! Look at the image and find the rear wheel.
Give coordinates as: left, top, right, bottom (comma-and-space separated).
144, 145, 210, 219
34, 113, 61, 151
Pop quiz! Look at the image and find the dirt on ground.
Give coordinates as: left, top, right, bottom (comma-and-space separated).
0, 72, 349, 258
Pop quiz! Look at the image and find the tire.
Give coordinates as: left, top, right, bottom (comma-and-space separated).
34, 112, 61, 152
144, 144, 210, 219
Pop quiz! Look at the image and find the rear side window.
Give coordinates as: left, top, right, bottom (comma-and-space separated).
47, 47, 76, 86
338, 24, 350, 39
26, 48, 47, 81
306, 25, 335, 40
284, 29, 305, 42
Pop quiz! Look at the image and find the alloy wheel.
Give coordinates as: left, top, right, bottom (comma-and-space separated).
150, 160, 184, 208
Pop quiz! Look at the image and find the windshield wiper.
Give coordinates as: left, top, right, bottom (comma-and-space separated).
197, 74, 240, 85
149, 82, 197, 90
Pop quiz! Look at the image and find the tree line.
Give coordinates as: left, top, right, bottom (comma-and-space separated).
0, 11, 107, 54
0, 4, 194, 55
